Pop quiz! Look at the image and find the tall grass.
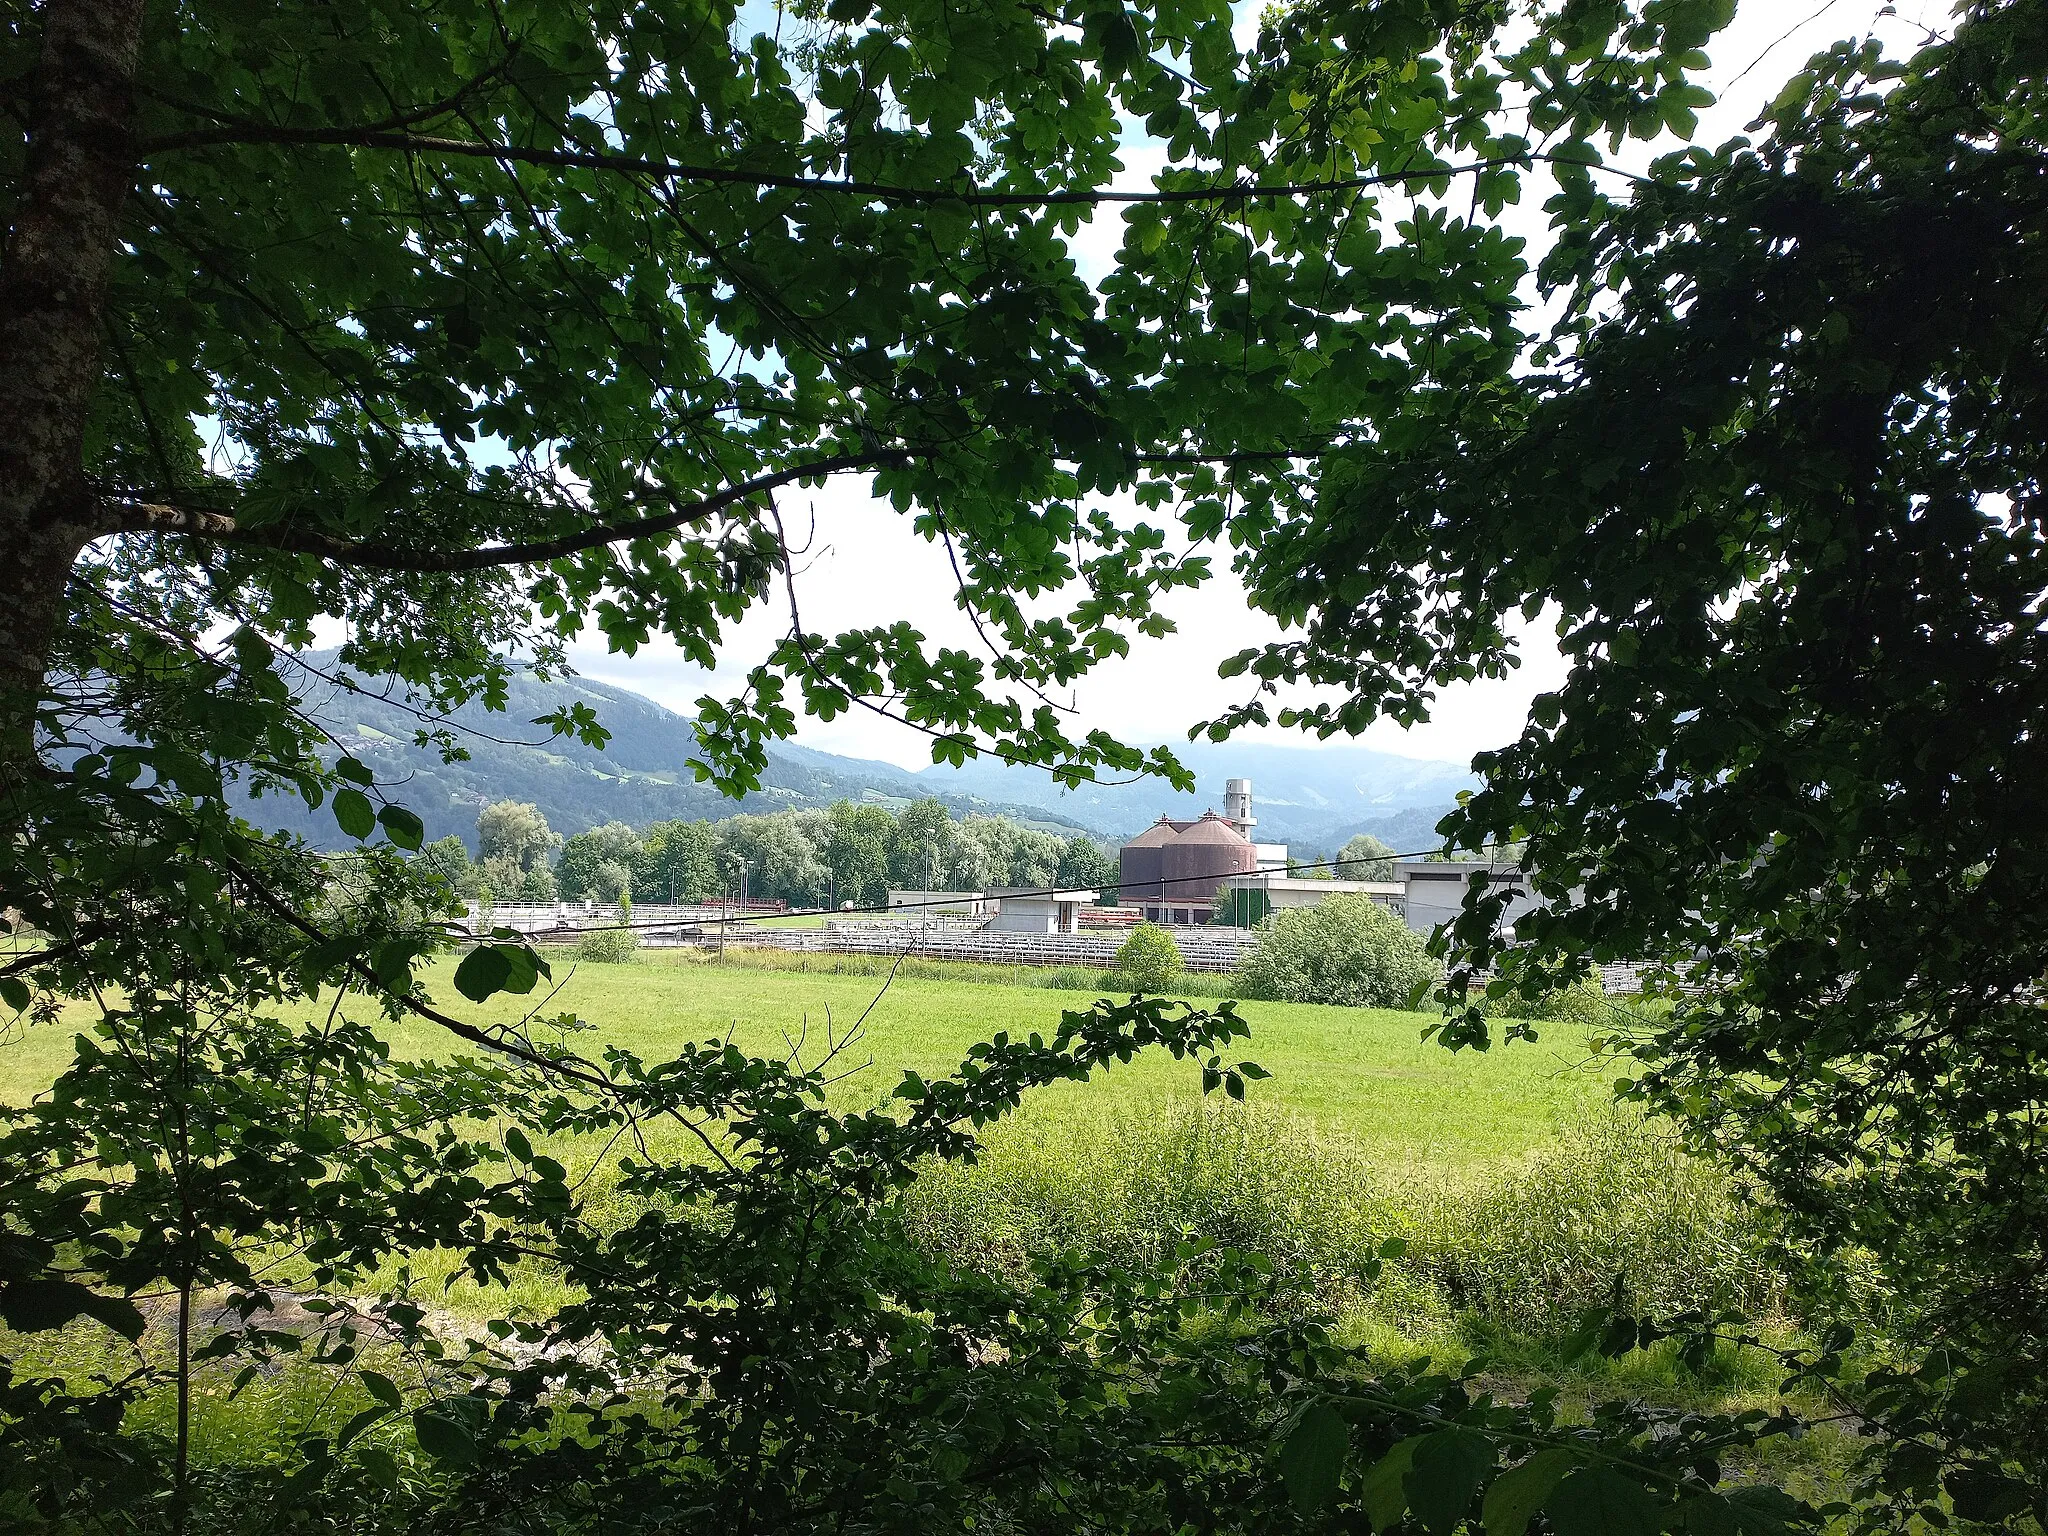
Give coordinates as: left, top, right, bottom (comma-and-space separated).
898, 1100, 1775, 1350
598, 942, 1245, 997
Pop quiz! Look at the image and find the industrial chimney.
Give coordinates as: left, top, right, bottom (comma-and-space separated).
1223, 778, 1255, 839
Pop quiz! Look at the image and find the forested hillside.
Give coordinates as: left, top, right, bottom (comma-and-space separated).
256, 653, 1463, 851
247, 652, 1095, 848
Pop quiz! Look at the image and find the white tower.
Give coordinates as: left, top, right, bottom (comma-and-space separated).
1223, 778, 1255, 838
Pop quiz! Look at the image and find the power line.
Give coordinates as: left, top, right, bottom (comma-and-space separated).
468, 843, 1523, 942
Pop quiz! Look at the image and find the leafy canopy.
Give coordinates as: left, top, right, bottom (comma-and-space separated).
5, 0, 2047, 1527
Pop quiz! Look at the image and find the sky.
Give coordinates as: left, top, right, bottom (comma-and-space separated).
567, 0, 1955, 773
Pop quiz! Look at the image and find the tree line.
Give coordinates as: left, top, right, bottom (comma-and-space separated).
421, 796, 1117, 909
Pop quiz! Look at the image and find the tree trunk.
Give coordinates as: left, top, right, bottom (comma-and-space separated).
0, 0, 145, 792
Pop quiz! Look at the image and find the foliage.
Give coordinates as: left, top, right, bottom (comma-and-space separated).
903, 1103, 1773, 1342
418, 834, 476, 896
1057, 833, 1117, 893
571, 925, 639, 965
886, 798, 957, 891
475, 802, 559, 875
0, 982, 1823, 1536
824, 802, 894, 907
1336, 835, 1398, 882
555, 821, 644, 900
6, 0, 2043, 1523
636, 819, 719, 905
1237, 897, 1442, 1010
1218, 4, 2048, 1505
1112, 922, 1185, 992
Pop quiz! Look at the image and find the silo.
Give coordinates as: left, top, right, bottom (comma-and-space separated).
1159, 814, 1257, 911
1118, 818, 1178, 904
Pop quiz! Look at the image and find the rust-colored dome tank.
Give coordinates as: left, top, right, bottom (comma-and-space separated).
1158, 815, 1256, 903
1118, 817, 1180, 901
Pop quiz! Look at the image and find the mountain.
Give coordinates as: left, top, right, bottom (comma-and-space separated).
245, 654, 1471, 852
920, 740, 1475, 852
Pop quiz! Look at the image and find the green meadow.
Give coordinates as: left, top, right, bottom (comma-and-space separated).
5, 948, 1842, 1491
3, 945, 1614, 1170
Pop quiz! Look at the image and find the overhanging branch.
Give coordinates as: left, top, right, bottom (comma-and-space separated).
106, 450, 904, 571
136, 130, 1647, 203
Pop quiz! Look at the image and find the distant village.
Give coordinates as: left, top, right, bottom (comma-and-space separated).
455, 777, 1541, 945
895, 779, 1539, 940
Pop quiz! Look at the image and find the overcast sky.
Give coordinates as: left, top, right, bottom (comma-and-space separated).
568, 0, 1954, 772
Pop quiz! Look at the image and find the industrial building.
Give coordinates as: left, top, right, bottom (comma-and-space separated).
1117, 778, 1287, 925
1394, 860, 1544, 936
1213, 872, 1404, 927
1112, 779, 1555, 936
984, 887, 1097, 934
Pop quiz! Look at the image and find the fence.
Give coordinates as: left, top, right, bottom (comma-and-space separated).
648, 922, 1260, 973
464, 900, 783, 935
471, 903, 1676, 992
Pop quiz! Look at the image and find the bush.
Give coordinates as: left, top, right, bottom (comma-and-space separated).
1235, 895, 1440, 1008
899, 1103, 1775, 1342
1111, 923, 1183, 991
575, 924, 640, 964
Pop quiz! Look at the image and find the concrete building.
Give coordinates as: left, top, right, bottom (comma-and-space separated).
987, 887, 1096, 934
1396, 860, 1544, 936
1223, 777, 1291, 870
1118, 779, 1295, 924
884, 890, 988, 916
1214, 873, 1404, 927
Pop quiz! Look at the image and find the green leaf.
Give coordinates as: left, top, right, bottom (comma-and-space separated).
1545, 1466, 1665, 1536
454, 945, 512, 1003
1278, 1401, 1350, 1513
0, 1278, 146, 1341
378, 804, 424, 850
1723, 1485, 1807, 1536
411, 1408, 477, 1466
334, 757, 374, 786
1485, 1449, 1577, 1536
1407, 1427, 1496, 1535
369, 939, 418, 989
356, 1446, 401, 1489
1679, 1495, 1739, 1536
499, 943, 543, 995
0, 977, 28, 1011
332, 788, 377, 841
1362, 1436, 1424, 1532
1944, 1468, 2032, 1524
337, 1404, 395, 1450
358, 1368, 403, 1408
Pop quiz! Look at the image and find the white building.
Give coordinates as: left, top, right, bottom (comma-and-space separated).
1395, 860, 1544, 936
884, 889, 989, 916
1223, 777, 1291, 870
987, 887, 1097, 934
1214, 872, 1404, 927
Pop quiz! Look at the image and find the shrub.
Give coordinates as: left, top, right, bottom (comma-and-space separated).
1403, 1114, 1775, 1333
1235, 895, 1440, 1008
1111, 923, 1183, 991
898, 1104, 1775, 1343
575, 924, 640, 964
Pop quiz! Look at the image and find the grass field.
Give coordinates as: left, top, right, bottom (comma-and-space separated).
4, 949, 1833, 1491
3, 949, 1759, 1345
1, 946, 1615, 1172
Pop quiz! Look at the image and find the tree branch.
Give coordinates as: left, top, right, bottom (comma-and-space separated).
104, 450, 905, 571
134, 129, 1649, 203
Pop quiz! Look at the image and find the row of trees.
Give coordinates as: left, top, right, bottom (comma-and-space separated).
423, 797, 1117, 909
